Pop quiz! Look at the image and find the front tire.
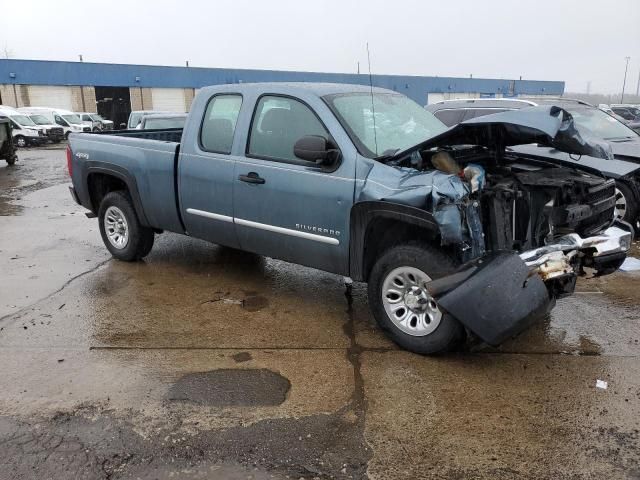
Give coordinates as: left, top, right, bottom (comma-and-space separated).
367, 243, 465, 355
14, 135, 26, 148
98, 191, 154, 261
615, 181, 639, 231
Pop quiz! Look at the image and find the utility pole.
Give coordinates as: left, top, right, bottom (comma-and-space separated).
357, 62, 360, 74
621, 56, 630, 103
586, 81, 591, 95
636, 67, 640, 97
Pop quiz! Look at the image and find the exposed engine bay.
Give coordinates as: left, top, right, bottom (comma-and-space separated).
387, 145, 617, 263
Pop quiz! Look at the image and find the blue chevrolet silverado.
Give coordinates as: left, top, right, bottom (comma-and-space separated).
67, 82, 632, 354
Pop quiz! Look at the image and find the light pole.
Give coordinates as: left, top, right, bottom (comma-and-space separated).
621, 56, 630, 103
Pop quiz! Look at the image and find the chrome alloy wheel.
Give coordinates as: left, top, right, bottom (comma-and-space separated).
104, 206, 129, 249
615, 187, 627, 220
381, 266, 442, 336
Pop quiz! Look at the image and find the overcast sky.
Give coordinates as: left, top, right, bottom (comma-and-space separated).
1, 0, 639, 94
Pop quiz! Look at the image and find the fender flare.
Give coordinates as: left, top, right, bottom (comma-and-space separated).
349, 201, 441, 281
85, 162, 151, 227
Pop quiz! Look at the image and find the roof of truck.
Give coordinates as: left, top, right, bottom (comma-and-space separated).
199, 82, 393, 97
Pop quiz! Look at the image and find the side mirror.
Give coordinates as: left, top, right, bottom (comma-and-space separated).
293, 135, 340, 166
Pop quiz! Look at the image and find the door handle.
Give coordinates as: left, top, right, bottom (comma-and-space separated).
238, 172, 265, 184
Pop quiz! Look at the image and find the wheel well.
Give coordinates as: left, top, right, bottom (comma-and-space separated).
87, 173, 128, 212
361, 217, 440, 282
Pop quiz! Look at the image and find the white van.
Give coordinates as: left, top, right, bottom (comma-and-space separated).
18, 107, 90, 139
0, 106, 46, 147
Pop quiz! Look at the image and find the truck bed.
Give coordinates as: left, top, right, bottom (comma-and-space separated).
95, 128, 183, 143
69, 131, 184, 234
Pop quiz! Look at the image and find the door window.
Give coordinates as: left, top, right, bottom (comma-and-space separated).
248, 95, 329, 163
200, 94, 242, 154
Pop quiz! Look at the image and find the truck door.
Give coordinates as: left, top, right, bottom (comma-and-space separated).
232, 94, 354, 275
178, 93, 243, 248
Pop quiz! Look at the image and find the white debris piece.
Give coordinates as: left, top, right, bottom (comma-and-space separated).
596, 379, 608, 390
619, 257, 640, 272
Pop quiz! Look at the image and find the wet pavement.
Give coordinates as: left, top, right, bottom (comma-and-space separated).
1, 147, 639, 479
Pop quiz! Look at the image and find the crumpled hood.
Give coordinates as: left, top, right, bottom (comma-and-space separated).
402, 105, 613, 160
609, 137, 640, 161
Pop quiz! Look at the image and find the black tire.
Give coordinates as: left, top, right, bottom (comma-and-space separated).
5, 155, 16, 166
14, 135, 26, 148
615, 181, 639, 232
98, 191, 154, 261
367, 243, 465, 355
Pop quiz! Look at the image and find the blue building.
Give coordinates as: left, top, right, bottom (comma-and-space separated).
0, 59, 564, 127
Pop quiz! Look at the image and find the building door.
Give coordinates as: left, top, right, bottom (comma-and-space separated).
28, 86, 73, 109
95, 87, 132, 129
151, 88, 187, 112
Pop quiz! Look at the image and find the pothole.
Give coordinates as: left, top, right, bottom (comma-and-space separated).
167, 368, 290, 406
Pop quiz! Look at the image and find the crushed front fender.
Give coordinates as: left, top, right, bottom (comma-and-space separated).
426, 251, 551, 346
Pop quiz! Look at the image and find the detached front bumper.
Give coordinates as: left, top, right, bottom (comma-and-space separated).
427, 223, 633, 346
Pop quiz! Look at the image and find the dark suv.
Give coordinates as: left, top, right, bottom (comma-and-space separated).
426, 98, 640, 231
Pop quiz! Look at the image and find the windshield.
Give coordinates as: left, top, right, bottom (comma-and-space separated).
143, 117, 186, 129
564, 106, 638, 140
62, 114, 82, 125
90, 114, 104, 121
30, 115, 50, 125
12, 115, 37, 127
325, 92, 447, 158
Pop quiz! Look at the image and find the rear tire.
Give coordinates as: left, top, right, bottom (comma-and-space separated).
367, 243, 465, 355
5, 155, 16, 166
98, 191, 154, 261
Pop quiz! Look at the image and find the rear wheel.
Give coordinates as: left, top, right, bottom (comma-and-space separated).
5, 155, 16, 166
98, 191, 154, 261
367, 243, 465, 355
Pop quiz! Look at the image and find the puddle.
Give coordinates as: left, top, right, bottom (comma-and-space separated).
167, 368, 290, 406
242, 295, 269, 312
231, 352, 252, 363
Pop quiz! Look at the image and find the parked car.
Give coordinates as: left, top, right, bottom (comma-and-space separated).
0, 106, 46, 147
611, 104, 640, 122
126, 110, 175, 130
137, 113, 187, 130
18, 107, 90, 139
67, 83, 631, 355
426, 97, 640, 230
27, 114, 65, 143
78, 112, 114, 131
0, 116, 18, 165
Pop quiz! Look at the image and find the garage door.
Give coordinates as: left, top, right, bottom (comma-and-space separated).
28, 86, 73, 109
151, 88, 186, 112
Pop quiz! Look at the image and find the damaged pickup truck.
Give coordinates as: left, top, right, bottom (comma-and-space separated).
67, 83, 633, 354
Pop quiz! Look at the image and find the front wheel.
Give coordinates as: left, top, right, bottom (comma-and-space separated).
14, 135, 26, 148
98, 191, 154, 261
615, 181, 639, 231
367, 243, 465, 355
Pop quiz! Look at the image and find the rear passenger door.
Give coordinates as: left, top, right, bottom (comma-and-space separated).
178, 93, 243, 248
232, 94, 354, 275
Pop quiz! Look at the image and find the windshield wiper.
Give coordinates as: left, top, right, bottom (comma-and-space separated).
374, 148, 400, 161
